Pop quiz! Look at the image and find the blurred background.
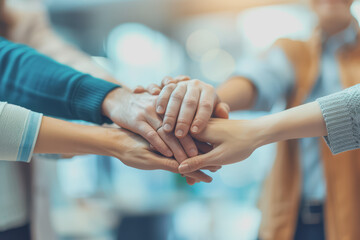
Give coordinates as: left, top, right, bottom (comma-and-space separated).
12, 0, 360, 239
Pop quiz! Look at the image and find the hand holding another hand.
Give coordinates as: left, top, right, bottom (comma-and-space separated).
177, 119, 263, 174
101, 87, 214, 185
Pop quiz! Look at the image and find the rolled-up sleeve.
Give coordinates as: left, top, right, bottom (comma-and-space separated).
0, 102, 42, 162
236, 47, 295, 111
317, 84, 360, 154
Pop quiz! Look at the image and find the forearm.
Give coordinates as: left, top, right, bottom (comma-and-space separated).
34, 116, 118, 156
0, 38, 120, 124
255, 101, 327, 147
217, 76, 257, 111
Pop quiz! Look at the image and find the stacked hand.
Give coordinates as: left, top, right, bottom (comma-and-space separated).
100, 76, 229, 185
36, 74, 325, 184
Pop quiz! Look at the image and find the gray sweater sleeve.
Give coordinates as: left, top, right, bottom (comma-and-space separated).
317, 84, 360, 154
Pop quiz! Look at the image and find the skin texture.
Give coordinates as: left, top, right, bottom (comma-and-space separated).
178, 101, 327, 173
101, 88, 215, 184
34, 116, 180, 173
134, 76, 230, 137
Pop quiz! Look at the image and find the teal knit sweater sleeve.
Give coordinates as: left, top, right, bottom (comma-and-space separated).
0, 37, 120, 124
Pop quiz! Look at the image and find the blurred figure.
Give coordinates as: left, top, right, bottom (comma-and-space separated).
215, 0, 360, 239
0, 0, 121, 239
141, 0, 360, 239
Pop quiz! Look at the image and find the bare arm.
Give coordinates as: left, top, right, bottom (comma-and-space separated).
216, 76, 258, 111
178, 101, 327, 173
34, 116, 179, 173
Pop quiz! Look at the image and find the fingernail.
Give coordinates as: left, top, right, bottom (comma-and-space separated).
191, 126, 199, 133
179, 163, 189, 173
176, 129, 184, 137
189, 148, 197, 157
164, 123, 172, 131
156, 106, 164, 113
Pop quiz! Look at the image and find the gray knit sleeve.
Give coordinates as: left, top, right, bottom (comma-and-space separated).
317, 84, 360, 154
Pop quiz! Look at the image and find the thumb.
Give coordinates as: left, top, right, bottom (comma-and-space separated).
213, 102, 230, 119
178, 149, 220, 174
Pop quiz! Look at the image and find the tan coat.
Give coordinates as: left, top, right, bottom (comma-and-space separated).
259, 30, 360, 240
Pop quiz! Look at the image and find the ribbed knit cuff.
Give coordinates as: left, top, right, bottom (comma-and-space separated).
71, 75, 121, 125
317, 92, 358, 155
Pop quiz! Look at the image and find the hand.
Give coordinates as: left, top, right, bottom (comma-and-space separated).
102, 88, 174, 156
135, 76, 230, 138
177, 119, 263, 174
104, 128, 180, 172
101, 88, 213, 184
33, 116, 179, 172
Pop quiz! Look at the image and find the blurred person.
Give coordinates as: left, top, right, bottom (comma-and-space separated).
140, 0, 360, 239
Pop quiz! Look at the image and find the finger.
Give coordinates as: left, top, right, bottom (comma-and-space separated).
144, 110, 163, 132
157, 128, 212, 183
156, 83, 177, 114
178, 148, 222, 174
190, 87, 216, 134
186, 177, 196, 185
146, 83, 162, 95
179, 135, 198, 157
213, 102, 230, 119
161, 76, 175, 88
174, 86, 200, 138
152, 155, 179, 173
157, 127, 187, 160
138, 123, 173, 157
163, 84, 187, 132
133, 86, 146, 94
174, 75, 191, 83
161, 76, 190, 88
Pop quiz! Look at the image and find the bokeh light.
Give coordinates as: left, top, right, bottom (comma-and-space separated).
186, 29, 220, 61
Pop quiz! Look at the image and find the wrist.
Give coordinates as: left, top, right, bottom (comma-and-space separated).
251, 115, 282, 148
93, 127, 127, 158
101, 88, 129, 119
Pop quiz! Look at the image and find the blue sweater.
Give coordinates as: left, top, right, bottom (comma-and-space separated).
0, 37, 120, 124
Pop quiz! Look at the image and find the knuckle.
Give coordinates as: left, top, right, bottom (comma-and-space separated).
164, 83, 176, 91
176, 118, 190, 125
162, 76, 173, 83
166, 160, 178, 171
192, 79, 201, 85
171, 92, 184, 101
193, 117, 207, 126
184, 98, 197, 107
164, 113, 177, 122
199, 100, 213, 110
145, 130, 158, 141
